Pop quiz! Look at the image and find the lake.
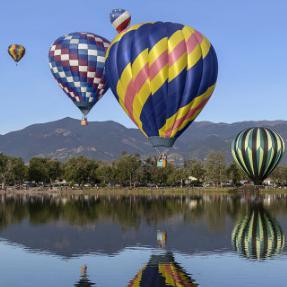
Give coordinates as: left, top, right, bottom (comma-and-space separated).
0, 193, 286, 286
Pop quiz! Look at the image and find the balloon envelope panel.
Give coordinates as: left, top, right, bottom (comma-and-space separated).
231, 127, 285, 185
105, 22, 218, 147
49, 32, 110, 116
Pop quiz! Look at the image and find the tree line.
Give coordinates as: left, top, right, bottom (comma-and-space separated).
0, 151, 284, 188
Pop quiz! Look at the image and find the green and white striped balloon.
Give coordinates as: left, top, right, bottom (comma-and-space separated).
232, 204, 285, 260
231, 127, 285, 185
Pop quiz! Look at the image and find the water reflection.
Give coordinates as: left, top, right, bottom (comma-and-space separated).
232, 202, 285, 260
128, 252, 197, 287
0, 194, 286, 258
74, 265, 95, 287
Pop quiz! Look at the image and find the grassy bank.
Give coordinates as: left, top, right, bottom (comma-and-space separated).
1, 186, 287, 197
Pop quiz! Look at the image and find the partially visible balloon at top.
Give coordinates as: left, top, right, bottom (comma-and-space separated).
110, 8, 131, 33
8, 44, 26, 63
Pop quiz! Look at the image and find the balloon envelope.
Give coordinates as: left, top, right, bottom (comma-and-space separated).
49, 32, 110, 119
8, 44, 25, 63
128, 252, 197, 287
110, 8, 131, 33
232, 204, 285, 260
231, 127, 285, 185
105, 22, 218, 147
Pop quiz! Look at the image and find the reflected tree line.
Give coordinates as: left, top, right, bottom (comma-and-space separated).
0, 151, 262, 188
0, 194, 286, 232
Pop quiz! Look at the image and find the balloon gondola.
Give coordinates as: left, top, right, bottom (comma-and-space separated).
232, 203, 285, 260
49, 32, 110, 125
105, 22, 218, 167
231, 127, 285, 185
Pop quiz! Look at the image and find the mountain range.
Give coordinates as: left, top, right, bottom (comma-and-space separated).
0, 117, 286, 163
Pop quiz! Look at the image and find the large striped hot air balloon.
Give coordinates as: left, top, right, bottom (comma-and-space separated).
49, 32, 110, 126
128, 252, 198, 287
232, 204, 285, 260
231, 127, 285, 185
8, 44, 26, 64
105, 22, 218, 148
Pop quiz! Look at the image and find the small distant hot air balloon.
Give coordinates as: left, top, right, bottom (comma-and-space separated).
231, 127, 285, 185
49, 32, 110, 125
74, 265, 95, 287
105, 22, 218, 149
110, 8, 131, 33
128, 252, 198, 287
8, 44, 26, 64
232, 203, 285, 260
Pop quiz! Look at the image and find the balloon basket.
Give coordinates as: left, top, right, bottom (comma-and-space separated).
157, 154, 168, 168
81, 119, 88, 126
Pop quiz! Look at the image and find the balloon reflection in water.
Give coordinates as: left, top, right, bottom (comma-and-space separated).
232, 204, 285, 260
128, 252, 197, 287
74, 265, 95, 287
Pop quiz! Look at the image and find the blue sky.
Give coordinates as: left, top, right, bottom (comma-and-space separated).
1, 0, 286, 134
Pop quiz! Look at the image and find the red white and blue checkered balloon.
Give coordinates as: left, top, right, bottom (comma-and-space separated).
110, 9, 131, 33
48, 32, 110, 118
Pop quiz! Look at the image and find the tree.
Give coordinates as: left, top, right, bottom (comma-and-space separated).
205, 151, 227, 186
28, 158, 50, 183
63, 157, 99, 186
226, 162, 244, 185
270, 166, 287, 186
96, 164, 116, 186
47, 159, 63, 183
0, 154, 27, 188
113, 154, 142, 187
184, 160, 206, 182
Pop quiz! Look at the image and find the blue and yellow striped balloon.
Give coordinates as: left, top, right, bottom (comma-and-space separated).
105, 22, 218, 147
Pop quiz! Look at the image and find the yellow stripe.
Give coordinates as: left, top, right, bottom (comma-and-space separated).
168, 30, 187, 82
159, 85, 215, 137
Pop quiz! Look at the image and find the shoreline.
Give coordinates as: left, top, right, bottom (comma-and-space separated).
1, 187, 287, 197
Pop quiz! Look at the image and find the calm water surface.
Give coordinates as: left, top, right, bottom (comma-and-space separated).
0, 194, 287, 286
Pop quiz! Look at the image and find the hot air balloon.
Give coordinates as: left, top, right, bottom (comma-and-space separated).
49, 32, 110, 126
231, 127, 285, 185
110, 8, 131, 33
232, 203, 285, 260
105, 22, 218, 150
8, 44, 25, 64
74, 265, 95, 287
128, 252, 198, 287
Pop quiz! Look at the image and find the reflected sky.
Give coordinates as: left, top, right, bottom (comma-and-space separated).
0, 194, 287, 286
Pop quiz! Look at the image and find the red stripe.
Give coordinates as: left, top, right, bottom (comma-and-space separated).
116, 17, 131, 32
149, 51, 168, 79
165, 96, 210, 137
169, 40, 186, 66
124, 63, 149, 120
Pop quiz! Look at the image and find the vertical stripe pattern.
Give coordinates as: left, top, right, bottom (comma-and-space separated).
105, 22, 218, 147
231, 127, 285, 185
232, 204, 285, 260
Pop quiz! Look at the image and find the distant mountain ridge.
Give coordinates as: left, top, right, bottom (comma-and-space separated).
0, 117, 287, 163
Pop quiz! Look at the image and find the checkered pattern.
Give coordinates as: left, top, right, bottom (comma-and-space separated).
110, 9, 131, 33
49, 32, 110, 115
